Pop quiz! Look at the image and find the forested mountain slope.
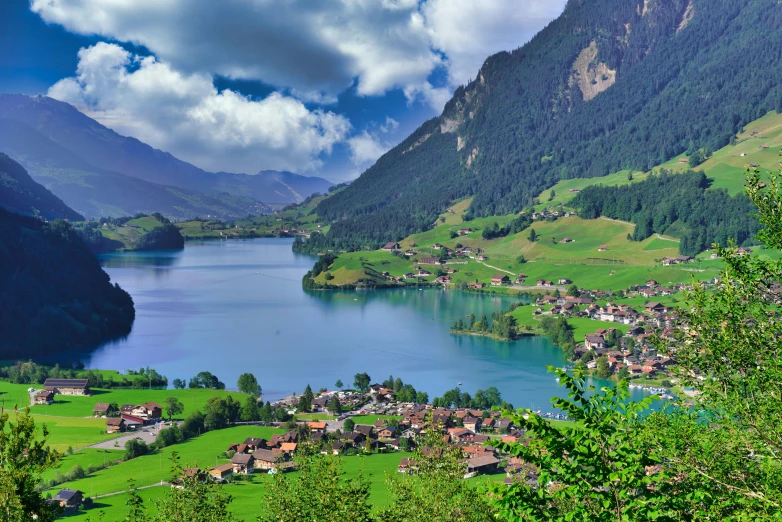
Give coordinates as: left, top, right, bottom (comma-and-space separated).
0, 152, 83, 221
0, 94, 333, 209
311, 0, 782, 251
0, 209, 135, 357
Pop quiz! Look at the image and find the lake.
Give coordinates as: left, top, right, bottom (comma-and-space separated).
90, 238, 636, 409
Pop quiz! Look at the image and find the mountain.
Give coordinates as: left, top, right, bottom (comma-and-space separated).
0, 152, 83, 221
0, 208, 135, 357
0, 94, 333, 213
308, 0, 782, 251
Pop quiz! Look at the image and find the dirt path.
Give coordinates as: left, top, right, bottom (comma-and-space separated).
654, 234, 680, 243
476, 260, 516, 276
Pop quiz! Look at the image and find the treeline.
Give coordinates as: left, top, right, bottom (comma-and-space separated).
0, 209, 135, 358
300, 252, 338, 289
572, 170, 760, 256
300, 0, 782, 251
479, 214, 533, 240
432, 385, 513, 411
0, 361, 168, 388
451, 307, 520, 340
78, 212, 184, 253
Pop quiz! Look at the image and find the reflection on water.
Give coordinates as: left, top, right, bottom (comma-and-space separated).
86, 238, 649, 408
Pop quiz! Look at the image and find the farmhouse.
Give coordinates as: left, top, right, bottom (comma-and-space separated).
561, 237, 574, 243
382, 242, 401, 252
458, 228, 472, 235
121, 414, 145, 430
466, 455, 500, 475
491, 274, 510, 286
585, 334, 607, 351
93, 402, 114, 416
209, 463, 234, 482
469, 282, 485, 289
419, 258, 442, 265
598, 245, 609, 251
106, 417, 125, 434
35, 390, 54, 405
43, 379, 89, 396
51, 489, 83, 509
231, 453, 255, 474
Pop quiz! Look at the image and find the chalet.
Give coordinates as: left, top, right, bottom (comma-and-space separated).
645, 302, 666, 314
477, 255, 488, 261
561, 238, 573, 243
678, 158, 689, 163
463, 417, 482, 432
398, 457, 417, 473
598, 245, 609, 251
449, 428, 474, 443
676, 255, 693, 263
628, 365, 645, 376
93, 402, 113, 416
404, 249, 417, 256
132, 403, 162, 421
209, 463, 234, 482
382, 242, 401, 252
345, 432, 366, 445
491, 274, 510, 286
458, 228, 472, 235
585, 334, 607, 351
330, 441, 346, 455
253, 449, 286, 471
466, 455, 500, 475
419, 258, 442, 265
306, 421, 327, 433
231, 453, 255, 474
378, 426, 397, 438
558, 278, 572, 285
51, 489, 83, 509
495, 418, 513, 432
646, 280, 658, 286
121, 414, 145, 430
469, 282, 485, 289
354, 425, 375, 437
243, 437, 267, 451
106, 417, 125, 434
417, 269, 432, 277
43, 379, 89, 396
515, 274, 527, 283
280, 442, 298, 455
35, 390, 54, 405
403, 272, 416, 279
120, 404, 136, 415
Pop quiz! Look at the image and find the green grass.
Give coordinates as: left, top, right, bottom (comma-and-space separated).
349, 415, 402, 426
29, 387, 248, 419
509, 307, 630, 342
535, 170, 648, 210
31, 415, 116, 452
96, 216, 165, 249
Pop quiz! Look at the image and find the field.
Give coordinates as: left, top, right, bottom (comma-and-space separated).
97, 216, 165, 249
29, 387, 247, 420
509, 305, 631, 342
534, 170, 648, 211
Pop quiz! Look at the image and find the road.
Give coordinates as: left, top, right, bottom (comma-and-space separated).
85, 422, 168, 451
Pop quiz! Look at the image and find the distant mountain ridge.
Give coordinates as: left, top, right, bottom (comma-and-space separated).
0, 152, 83, 221
308, 0, 782, 251
0, 94, 333, 218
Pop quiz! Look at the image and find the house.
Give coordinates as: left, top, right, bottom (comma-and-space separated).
645, 302, 666, 314
585, 334, 606, 350
121, 414, 145, 430
209, 463, 234, 482
231, 453, 255, 474
306, 422, 327, 433
132, 403, 162, 421
43, 379, 89, 396
491, 274, 510, 286
558, 278, 572, 285
477, 255, 488, 261
403, 272, 416, 279
330, 441, 346, 455
51, 489, 83, 509
398, 457, 417, 473
458, 228, 472, 235
354, 425, 375, 437
106, 417, 125, 434
515, 274, 527, 283
463, 417, 482, 432
466, 455, 500, 475
382, 242, 401, 252
280, 442, 298, 455
561, 237, 573, 243
243, 437, 267, 451
419, 257, 442, 265
35, 390, 54, 405
378, 426, 397, 438
598, 245, 609, 251
93, 402, 113, 416
469, 282, 485, 289
252, 449, 284, 471
678, 158, 689, 163
449, 428, 474, 443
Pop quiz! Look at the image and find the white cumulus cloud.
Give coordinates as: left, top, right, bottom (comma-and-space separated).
48, 43, 351, 174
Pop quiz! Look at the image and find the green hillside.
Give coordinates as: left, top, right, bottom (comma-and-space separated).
301, 0, 782, 253
75, 213, 185, 253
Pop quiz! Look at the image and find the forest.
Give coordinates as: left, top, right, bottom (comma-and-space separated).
0, 208, 135, 357
571, 170, 760, 256
304, 0, 782, 252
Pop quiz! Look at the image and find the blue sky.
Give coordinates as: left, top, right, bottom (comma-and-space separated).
0, 0, 566, 182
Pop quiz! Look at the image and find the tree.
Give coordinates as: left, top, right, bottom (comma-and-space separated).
164, 397, 184, 421
0, 408, 60, 522
328, 395, 342, 415
377, 430, 494, 522
151, 453, 238, 522
595, 356, 612, 379
335, 379, 343, 390
343, 418, 355, 432
259, 452, 373, 522
491, 368, 686, 521
124, 479, 146, 521
353, 372, 371, 392
172, 378, 186, 390
203, 396, 240, 431
188, 371, 225, 390
236, 373, 261, 398
181, 410, 205, 439
240, 396, 260, 422
528, 228, 537, 242
415, 391, 429, 405
124, 439, 149, 460
627, 171, 634, 181
566, 283, 580, 297
516, 254, 527, 264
